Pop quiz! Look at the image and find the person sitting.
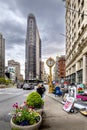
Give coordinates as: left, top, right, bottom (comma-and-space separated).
55, 83, 62, 97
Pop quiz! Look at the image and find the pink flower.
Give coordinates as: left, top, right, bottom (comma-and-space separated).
29, 106, 33, 109
13, 104, 15, 108
12, 102, 18, 109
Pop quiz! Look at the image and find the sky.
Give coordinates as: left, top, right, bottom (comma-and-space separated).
0, 0, 66, 77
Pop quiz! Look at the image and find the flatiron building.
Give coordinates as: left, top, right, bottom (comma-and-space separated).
25, 13, 41, 80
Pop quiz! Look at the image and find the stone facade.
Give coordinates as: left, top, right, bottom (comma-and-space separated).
8, 60, 21, 81
65, 0, 87, 86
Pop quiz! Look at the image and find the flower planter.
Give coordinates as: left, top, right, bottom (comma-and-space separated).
10, 115, 42, 130
36, 108, 43, 116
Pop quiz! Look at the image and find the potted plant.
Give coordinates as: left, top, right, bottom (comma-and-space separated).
26, 92, 44, 115
10, 102, 42, 130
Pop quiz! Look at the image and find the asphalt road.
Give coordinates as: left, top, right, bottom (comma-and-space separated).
1, 86, 87, 130
0, 87, 34, 130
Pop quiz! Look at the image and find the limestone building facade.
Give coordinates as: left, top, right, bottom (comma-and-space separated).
8, 60, 21, 81
65, 0, 87, 85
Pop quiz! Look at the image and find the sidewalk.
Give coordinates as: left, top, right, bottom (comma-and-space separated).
39, 92, 87, 130
46, 91, 63, 104
46, 91, 87, 110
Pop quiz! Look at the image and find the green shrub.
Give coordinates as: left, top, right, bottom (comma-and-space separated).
5, 79, 11, 85
0, 77, 6, 84
0, 77, 11, 85
26, 92, 44, 109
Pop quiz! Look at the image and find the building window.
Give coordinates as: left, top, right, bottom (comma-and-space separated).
81, 25, 84, 32
71, 73, 76, 83
74, 14, 76, 19
30, 20, 33, 23
78, 8, 80, 17
74, 23, 76, 28
81, 12, 84, 21
74, 32, 76, 38
77, 69, 83, 83
78, 20, 80, 28
81, 0, 84, 9
78, 0, 80, 5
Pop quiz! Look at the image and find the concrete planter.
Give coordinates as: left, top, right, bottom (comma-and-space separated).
36, 108, 43, 116
10, 115, 42, 130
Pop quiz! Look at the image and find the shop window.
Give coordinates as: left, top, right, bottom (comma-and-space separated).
81, 12, 84, 21
77, 70, 83, 83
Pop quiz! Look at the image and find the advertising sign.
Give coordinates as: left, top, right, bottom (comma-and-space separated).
77, 84, 85, 94
63, 97, 74, 112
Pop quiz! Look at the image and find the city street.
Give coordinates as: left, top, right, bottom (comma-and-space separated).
0, 87, 87, 130
0, 87, 34, 130
0, 0, 87, 130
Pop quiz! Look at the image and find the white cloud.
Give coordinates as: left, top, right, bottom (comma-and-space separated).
0, 0, 66, 78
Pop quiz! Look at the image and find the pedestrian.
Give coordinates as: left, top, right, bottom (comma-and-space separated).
36, 84, 44, 98
61, 83, 68, 98
41, 84, 46, 100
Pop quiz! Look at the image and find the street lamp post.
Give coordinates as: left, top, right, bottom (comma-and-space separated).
46, 57, 55, 93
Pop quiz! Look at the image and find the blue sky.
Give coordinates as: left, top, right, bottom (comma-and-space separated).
0, 0, 65, 76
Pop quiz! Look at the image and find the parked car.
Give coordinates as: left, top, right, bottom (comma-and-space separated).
23, 83, 31, 90
29, 83, 35, 89
17, 82, 23, 89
